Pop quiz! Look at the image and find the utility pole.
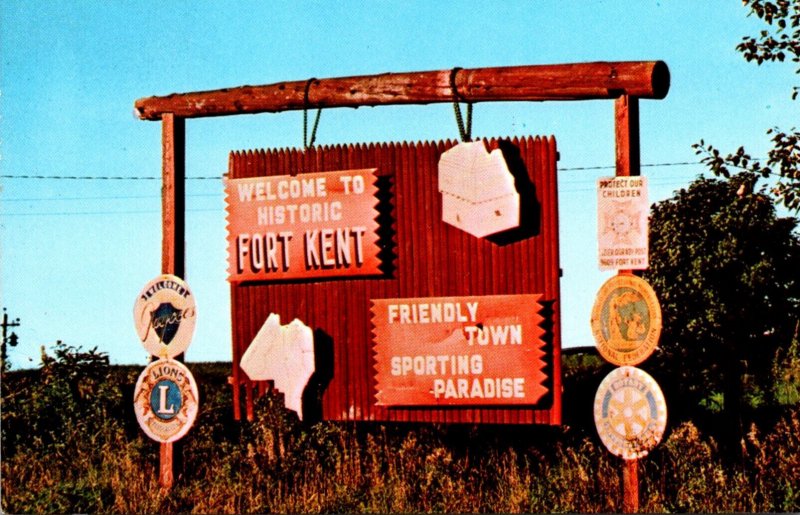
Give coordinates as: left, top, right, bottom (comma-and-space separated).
2, 308, 21, 372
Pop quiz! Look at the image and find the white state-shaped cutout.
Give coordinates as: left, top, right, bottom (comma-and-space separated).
438, 141, 520, 238
240, 314, 315, 420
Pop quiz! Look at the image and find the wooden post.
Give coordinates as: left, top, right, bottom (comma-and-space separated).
622, 458, 639, 513
159, 442, 174, 492
162, 113, 186, 279
159, 112, 185, 491
614, 95, 640, 178
615, 94, 641, 280
616, 95, 641, 512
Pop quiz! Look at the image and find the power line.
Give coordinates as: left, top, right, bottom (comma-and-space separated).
1, 180, 700, 217
559, 161, 700, 171
560, 175, 700, 186
2, 177, 696, 201
0, 160, 709, 216
1, 207, 220, 218
0, 179, 699, 205
0, 161, 703, 181
2, 193, 221, 202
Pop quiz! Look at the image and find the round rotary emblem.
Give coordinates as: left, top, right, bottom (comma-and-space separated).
591, 274, 661, 366
134, 274, 196, 358
594, 366, 666, 460
133, 358, 199, 443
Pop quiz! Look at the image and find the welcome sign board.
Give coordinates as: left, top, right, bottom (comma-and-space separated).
225, 169, 381, 283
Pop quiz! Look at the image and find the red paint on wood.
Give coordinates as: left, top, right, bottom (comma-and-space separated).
159, 442, 173, 491
229, 137, 561, 424
616, 97, 644, 510
615, 95, 641, 277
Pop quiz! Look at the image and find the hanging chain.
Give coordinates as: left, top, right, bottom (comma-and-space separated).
303, 78, 322, 149
303, 108, 322, 149
450, 68, 473, 142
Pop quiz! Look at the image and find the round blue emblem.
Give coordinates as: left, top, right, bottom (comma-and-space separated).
149, 379, 183, 420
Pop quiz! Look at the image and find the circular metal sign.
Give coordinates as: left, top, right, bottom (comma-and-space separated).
133, 274, 196, 358
594, 366, 667, 460
591, 274, 661, 366
134, 358, 199, 443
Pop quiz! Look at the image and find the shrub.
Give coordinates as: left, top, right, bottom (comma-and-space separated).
2, 355, 799, 513
1, 342, 124, 458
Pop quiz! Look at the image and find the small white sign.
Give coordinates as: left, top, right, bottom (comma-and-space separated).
597, 176, 649, 270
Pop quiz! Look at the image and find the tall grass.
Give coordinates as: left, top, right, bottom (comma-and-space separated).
2, 350, 799, 513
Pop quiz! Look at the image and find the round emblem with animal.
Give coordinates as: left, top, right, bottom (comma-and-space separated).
591, 274, 661, 366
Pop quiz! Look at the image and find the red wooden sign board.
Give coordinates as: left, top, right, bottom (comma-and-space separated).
372, 294, 548, 406
229, 136, 562, 425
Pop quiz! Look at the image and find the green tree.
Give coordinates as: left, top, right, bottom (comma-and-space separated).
644, 173, 800, 440
694, 0, 799, 211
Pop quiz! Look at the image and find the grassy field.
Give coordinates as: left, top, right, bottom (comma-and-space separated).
1, 346, 798, 513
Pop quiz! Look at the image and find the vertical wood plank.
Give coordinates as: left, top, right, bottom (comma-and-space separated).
614, 95, 640, 178
246, 383, 254, 421
229, 152, 243, 421
546, 135, 563, 425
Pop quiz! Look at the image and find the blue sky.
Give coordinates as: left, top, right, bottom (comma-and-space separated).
1, 1, 796, 368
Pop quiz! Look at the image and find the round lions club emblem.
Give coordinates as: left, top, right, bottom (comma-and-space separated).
134, 358, 199, 443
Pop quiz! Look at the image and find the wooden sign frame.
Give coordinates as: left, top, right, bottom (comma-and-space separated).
135, 61, 670, 490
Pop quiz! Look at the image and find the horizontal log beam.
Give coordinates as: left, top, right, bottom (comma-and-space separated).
134, 61, 669, 120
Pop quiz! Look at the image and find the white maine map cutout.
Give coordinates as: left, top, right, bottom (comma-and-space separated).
240, 313, 315, 420
438, 141, 520, 238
